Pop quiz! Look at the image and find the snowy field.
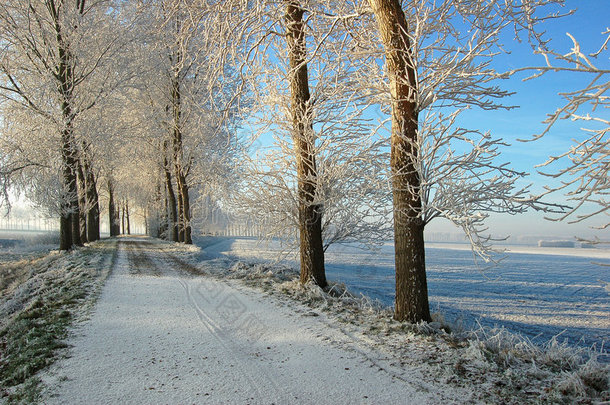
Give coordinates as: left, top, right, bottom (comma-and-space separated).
0, 230, 59, 251
196, 237, 610, 358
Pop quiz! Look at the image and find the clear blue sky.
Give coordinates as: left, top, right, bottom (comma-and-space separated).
426, 0, 609, 241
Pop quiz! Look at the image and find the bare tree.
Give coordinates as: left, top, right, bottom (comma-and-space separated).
364, 0, 565, 322
515, 31, 609, 237
0, 0, 135, 249
215, 0, 393, 287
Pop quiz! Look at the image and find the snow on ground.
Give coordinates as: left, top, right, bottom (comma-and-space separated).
192, 238, 610, 402
42, 238, 476, 404
195, 237, 610, 357
426, 242, 610, 260
0, 231, 59, 258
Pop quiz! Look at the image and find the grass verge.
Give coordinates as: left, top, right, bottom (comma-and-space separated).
0, 239, 117, 404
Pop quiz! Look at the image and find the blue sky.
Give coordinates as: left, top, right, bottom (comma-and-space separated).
425, 0, 609, 240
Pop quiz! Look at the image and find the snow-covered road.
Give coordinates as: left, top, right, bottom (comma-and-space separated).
43, 238, 474, 404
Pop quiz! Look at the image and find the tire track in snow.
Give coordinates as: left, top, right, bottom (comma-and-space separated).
161, 242, 432, 397
128, 239, 289, 403
125, 240, 162, 276
175, 275, 291, 403
176, 278, 268, 401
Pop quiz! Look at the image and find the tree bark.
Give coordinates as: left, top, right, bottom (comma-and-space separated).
76, 159, 88, 243
176, 180, 185, 242
286, 1, 326, 288
53, 0, 82, 249
126, 199, 131, 235
177, 173, 192, 244
64, 130, 81, 249
59, 213, 72, 251
83, 152, 100, 242
121, 202, 125, 234
158, 180, 167, 238
108, 179, 119, 237
150, 177, 162, 238
59, 131, 79, 250
163, 142, 179, 242
170, 58, 189, 244
115, 207, 120, 235
161, 188, 168, 237
368, 0, 430, 322
144, 209, 149, 236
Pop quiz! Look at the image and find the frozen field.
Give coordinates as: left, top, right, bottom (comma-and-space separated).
197, 237, 610, 357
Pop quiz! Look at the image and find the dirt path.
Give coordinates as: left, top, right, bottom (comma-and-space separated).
43, 238, 472, 404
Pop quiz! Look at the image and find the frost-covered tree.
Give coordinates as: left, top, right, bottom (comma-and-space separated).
101, 0, 241, 243
518, 31, 609, 237
0, 0, 136, 249
283, 0, 327, 286
363, 0, 566, 322
218, 0, 392, 287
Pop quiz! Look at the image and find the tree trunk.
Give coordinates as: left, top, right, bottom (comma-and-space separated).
170, 59, 187, 244
176, 180, 185, 242
121, 202, 125, 235
83, 154, 100, 242
55, 15, 82, 249
76, 159, 88, 243
159, 183, 168, 238
153, 179, 163, 238
59, 213, 72, 251
126, 200, 131, 235
163, 143, 179, 242
61, 126, 82, 248
368, 0, 430, 323
179, 173, 192, 244
115, 208, 120, 235
286, 1, 326, 288
108, 179, 120, 237
59, 137, 77, 250
167, 15, 193, 245
144, 209, 149, 236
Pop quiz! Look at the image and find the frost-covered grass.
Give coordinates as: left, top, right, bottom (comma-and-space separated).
189, 241, 609, 404
20, 232, 61, 248
0, 239, 116, 404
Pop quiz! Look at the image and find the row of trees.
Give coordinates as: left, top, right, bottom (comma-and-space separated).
0, 0, 111, 248
0, 0, 236, 248
1, 0, 607, 322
